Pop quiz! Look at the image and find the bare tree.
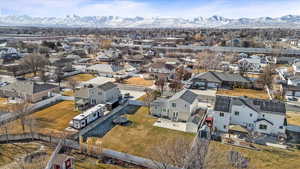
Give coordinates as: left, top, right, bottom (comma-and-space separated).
143, 88, 156, 114
259, 64, 274, 88
39, 69, 49, 84
155, 77, 166, 95
169, 80, 182, 93
55, 66, 64, 88
21, 53, 48, 76
9, 100, 31, 133
67, 78, 79, 92
149, 137, 191, 169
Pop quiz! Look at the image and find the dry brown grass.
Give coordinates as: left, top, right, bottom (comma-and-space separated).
217, 88, 269, 99
63, 90, 74, 96
100, 106, 195, 158
0, 98, 9, 110
287, 112, 300, 126
31, 101, 79, 131
75, 155, 126, 169
210, 141, 300, 169
0, 143, 41, 166
0, 101, 80, 136
66, 73, 96, 82
124, 77, 154, 87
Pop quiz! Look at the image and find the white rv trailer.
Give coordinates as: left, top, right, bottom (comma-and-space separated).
71, 104, 107, 129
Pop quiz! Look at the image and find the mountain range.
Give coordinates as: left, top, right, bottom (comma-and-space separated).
0, 15, 300, 28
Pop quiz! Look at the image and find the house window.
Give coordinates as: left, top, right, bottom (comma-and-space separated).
259, 124, 267, 130
172, 103, 176, 108
234, 111, 239, 116
220, 112, 224, 117
224, 125, 227, 129
155, 106, 157, 109
250, 113, 253, 117
279, 126, 283, 129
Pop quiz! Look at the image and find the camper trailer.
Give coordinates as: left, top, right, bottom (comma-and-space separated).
71, 104, 107, 129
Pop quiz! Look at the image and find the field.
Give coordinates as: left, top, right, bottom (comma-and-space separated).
75, 155, 126, 169
210, 141, 300, 169
0, 101, 80, 136
66, 73, 96, 82
217, 88, 269, 99
100, 106, 195, 158
124, 77, 154, 87
0, 98, 9, 110
63, 90, 74, 96
0, 143, 41, 166
286, 112, 300, 126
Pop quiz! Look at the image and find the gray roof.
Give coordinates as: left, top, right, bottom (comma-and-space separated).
1, 80, 58, 95
98, 82, 117, 90
214, 95, 286, 115
193, 71, 249, 84
169, 89, 198, 104
214, 95, 231, 112
75, 82, 118, 98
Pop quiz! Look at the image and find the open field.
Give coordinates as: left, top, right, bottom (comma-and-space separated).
0, 143, 41, 166
31, 101, 80, 134
100, 106, 195, 158
287, 112, 300, 126
66, 73, 96, 82
63, 90, 74, 96
217, 88, 269, 99
0, 98, 9, 110
124, 77, 154, 87
210, 141, 300, 169
0, 101, 80, 135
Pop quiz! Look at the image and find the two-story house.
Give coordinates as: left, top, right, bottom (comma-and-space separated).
0, 79, 59, 103
150, 89, 199, 122
74, 82, 121, 111
210, 95, 287, 136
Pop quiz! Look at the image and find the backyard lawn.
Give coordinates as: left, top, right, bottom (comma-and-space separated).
0, 101, 80, 136
210, 141, 300, 169
100, 106, 195, 158
66, 73, 96, 82
286, 112, 300, 126
124, 77, 154, 87
217, 88, 269, 99
31, 101, 80, 133
63, 90, 74, 96
0, 97, 9, 110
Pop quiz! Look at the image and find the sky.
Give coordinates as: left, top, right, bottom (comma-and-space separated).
0, 0, 300, 18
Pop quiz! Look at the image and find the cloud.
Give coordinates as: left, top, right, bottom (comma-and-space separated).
0, 0, 300, 18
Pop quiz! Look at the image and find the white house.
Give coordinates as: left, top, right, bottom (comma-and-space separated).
75, 82, 121, 110
292, 62, 300, 76
86, 64, 124, 77
237, 55, 267, 72
210, 95, 287, 136
150, 89, 199, 122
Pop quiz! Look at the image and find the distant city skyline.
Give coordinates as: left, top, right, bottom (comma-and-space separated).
0, 0, 300, 19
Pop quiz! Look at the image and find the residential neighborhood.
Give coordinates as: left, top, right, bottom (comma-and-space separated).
0, 2, 300, 169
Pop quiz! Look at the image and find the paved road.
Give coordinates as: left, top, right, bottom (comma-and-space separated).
115, 44, 300, 55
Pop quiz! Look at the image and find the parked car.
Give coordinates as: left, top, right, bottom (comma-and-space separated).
288, 97, 298, 101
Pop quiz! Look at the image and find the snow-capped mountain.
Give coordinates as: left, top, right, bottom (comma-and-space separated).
0, 15, 300, 28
